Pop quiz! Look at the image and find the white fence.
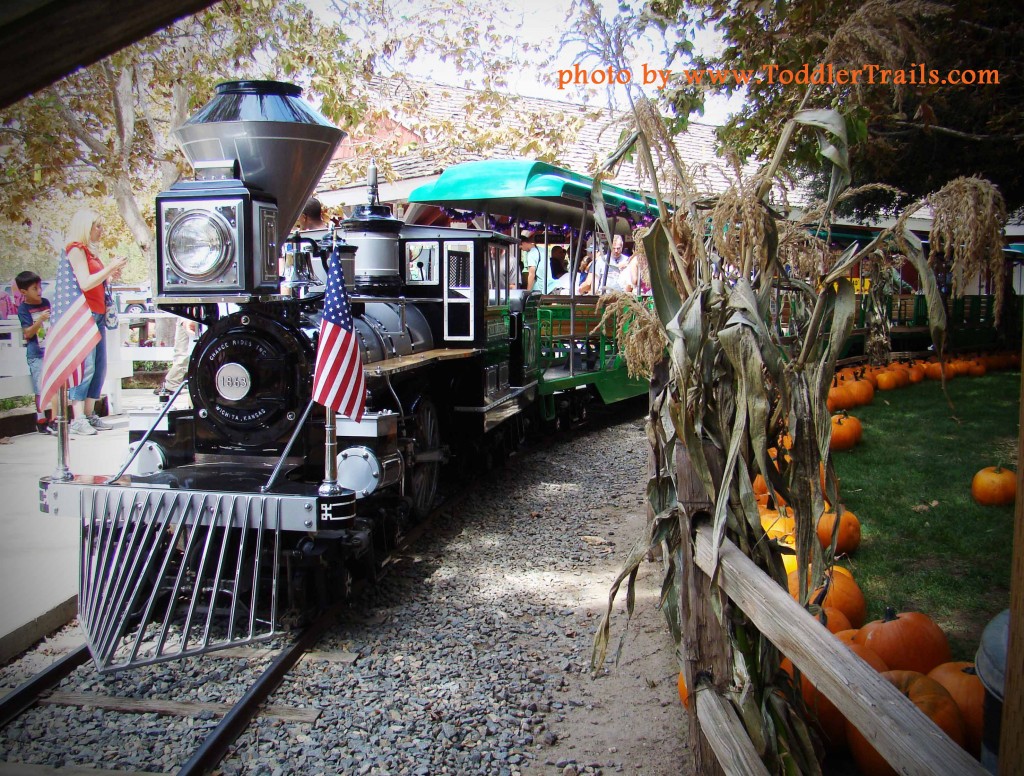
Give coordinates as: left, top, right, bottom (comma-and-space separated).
0, 313, 178, 414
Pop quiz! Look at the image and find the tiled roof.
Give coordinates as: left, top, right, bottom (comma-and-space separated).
318, 76, 760, 201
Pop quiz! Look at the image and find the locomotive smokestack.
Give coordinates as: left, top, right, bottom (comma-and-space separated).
173, 80, 344, 236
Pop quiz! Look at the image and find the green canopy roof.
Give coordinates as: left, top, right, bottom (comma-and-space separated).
407, 159, 657, 234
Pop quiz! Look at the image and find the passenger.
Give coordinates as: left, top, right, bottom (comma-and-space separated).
154, 318, 199, 400
298, 197, 328, 231
15, 270, 58, 433
609, 235, 631, 271
549, 246, 573, 294
282, 197, 329, 294
521, 230, 557, 294
0, 287, 15, 319
579, 243, 621, 294
577, 252, 592, 288
622, 251, 651, 296
63, 208, 127, 436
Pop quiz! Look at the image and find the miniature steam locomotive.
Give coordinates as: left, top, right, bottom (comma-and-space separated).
39, 80, 648, 672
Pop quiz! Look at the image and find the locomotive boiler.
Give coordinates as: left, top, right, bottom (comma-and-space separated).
40, 80, 540, 672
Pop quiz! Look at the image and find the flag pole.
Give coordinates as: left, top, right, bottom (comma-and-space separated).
319, 231, 344, 497
319, 406, 343, 497
52, 386, 72, 481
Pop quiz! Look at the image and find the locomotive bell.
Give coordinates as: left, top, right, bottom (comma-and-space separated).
282, 246, 322, 298
156, 81, 345, 297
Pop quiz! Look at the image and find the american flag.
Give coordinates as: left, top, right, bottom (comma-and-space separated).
312, 248, 365, 421
39, 251, 100, 411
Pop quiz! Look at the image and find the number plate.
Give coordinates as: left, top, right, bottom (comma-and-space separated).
215, 362, 251, 401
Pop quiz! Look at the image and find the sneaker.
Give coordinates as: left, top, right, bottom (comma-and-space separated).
153, 385, 170, 396
36, 421, 54, 435
70, 418, 97, 436
87, 414, 114, 431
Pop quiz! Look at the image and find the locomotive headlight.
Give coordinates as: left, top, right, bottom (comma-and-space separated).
166, 209, 235, 281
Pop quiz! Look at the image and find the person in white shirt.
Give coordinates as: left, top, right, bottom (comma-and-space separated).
579, 246, 622, 294
609, 235, 630, 272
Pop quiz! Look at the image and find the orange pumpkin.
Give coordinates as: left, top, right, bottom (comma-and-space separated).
971, 466, 1016, 506
830, 414, 860, 451
834, 628, 859, 645
677, 671, 690, 708
817, 606, 853, 634
788, 568, 867, 628
925, 361, 952, 380
874, 370, 900, 390
753, 472, 769, 496
827, 380, 855, 412
783, 640, 887, 751
816, 508, 862, 555
928, 662, 984, 756
854, 607, 952, 674
847, 671, 966, 776
845, 376, 874, 406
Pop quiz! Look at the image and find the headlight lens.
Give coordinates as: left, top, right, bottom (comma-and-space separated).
166, 210, 234, 280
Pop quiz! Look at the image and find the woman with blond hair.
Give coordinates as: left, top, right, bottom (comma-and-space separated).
63, 208, 127, 435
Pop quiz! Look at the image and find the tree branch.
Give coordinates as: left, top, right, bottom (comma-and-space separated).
884, 120, 1024, 143
55, 100, 108, 159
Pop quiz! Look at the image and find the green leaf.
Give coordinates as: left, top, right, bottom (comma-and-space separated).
642, 219, 683, 329
794, 108, 850, 215
900, 228, 947, 357
822, 240, 861, 287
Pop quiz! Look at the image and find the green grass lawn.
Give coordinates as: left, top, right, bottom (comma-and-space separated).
832, 368, 1019, 660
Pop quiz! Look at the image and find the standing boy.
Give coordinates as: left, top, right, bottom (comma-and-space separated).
15, 270, 57, 434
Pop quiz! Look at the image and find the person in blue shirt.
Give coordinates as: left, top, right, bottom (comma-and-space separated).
522, 230, 560, 294
15, 270, 57, 434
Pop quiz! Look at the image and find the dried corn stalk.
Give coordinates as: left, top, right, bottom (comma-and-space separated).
928, 176, 1009, 325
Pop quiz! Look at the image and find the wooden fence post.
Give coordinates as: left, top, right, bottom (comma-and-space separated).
999, 330, 1024, 772
676, 439, 731, 775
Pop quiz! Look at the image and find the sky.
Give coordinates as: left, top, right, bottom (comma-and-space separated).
495, 0, 745, 125
315, 0, 744, 126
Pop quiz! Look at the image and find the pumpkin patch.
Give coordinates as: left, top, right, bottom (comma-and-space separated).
755, 356, 1018, 770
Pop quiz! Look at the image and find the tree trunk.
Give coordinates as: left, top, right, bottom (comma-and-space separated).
109, 174, 154, 265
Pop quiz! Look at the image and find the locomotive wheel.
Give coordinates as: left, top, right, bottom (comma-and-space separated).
407, 398, 441, 521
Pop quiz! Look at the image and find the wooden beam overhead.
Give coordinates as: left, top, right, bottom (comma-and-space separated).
0, 0, 221, 110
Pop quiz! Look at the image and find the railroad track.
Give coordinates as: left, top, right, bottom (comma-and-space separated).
0, 606, 339, 775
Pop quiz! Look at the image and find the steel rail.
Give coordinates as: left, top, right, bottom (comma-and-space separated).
176, 606, 341, 776
0, 644, 90, 728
